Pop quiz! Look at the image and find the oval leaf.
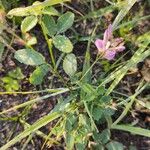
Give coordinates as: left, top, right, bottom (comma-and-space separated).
14, 49, 45, 66
7, 0, 70, 17
63, 53, 77, 76
41, 15, 57, 36
106, 141, 124, 150
99, 129, 111, 144
21, 16, 38, 33
57, 11, 74, 34
29, 64, 50, 85
42, 6, 60, 16
53, 35, 73, 53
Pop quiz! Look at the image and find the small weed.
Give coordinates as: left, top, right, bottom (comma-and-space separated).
0, 0, 149, 150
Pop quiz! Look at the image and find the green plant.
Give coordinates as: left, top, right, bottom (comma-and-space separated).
1, 67, 24, 91
7, 0, 75, 86
0, 0, 150, 150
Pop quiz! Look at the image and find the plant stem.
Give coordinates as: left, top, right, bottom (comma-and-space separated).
83, 101, 98, 132
39, 19, 56, 69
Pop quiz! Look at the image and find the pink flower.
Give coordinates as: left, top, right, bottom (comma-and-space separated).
95, 24, 125, 60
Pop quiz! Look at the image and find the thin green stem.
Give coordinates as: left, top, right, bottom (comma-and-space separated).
0, 88, 67, 95
39, 19, 56, 69
41, 118, 62, 150
83, 101, 98, 132
79, 55, 101, 82
90, 0, 94, 11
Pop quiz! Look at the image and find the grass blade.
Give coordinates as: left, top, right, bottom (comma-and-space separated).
112, 0, 137, 30
0, 88, 71, 115
112, 125, 150, 138
0, 112, 61, 150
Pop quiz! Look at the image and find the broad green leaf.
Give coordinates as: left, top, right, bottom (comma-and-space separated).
53, 35, 73, 53
41, 15, 57, 36
63, 53, 77, 76
7, 0, 70, 17
42, 6, 60, 16
100, 96, 112, 104
99, 129, 111, 144
8, 67, 24, 80
14, 49, 45, 66
79, 83, 98, 101
57, 11, 74, 34
112, 125, 150, 138
2, 77, 19, 92
75, 143, 87, 150
0, 42, 4, 62
65, 114, 77, 131
21, 16, 38, 33
78, 83, 95, 94
29, 64, 50, 85
26, 36, 37, 46
92, 107, 103, 121
106, 141, 124, 150
66, 133, 75, 150
97, 86, 106, 95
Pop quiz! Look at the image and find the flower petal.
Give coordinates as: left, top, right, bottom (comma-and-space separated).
115, 46, 125, 52
104, 50, 116, 60
111, 38, 123, 47
95, 39, 105, 51
112, 45, 125, 52
103, 24, 113, 44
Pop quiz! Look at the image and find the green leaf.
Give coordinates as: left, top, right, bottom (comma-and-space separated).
100, 96, 112, 104
14, 49, 45, 66
26, 36, 37, 46
41, 15, 57, 36
53, 35, 73, 53
8, 67, 24, 80
75, 143, 87, 150
21, 16, 38, 33
79, 83, 97, 101
79, 83, 96, 95
106, 141, 124, 150
29, 64, 50, 85
57, 11, 74, 34
2, 77, 20, 92
92, 107, 103, 121
7, 0, 69, 17
42, 6, 60, 16
65, 114, 77, 132
99, 129, 111, 144
63, 53, 77, 76
66, 133, 75, 150
103, 108, 115, 117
